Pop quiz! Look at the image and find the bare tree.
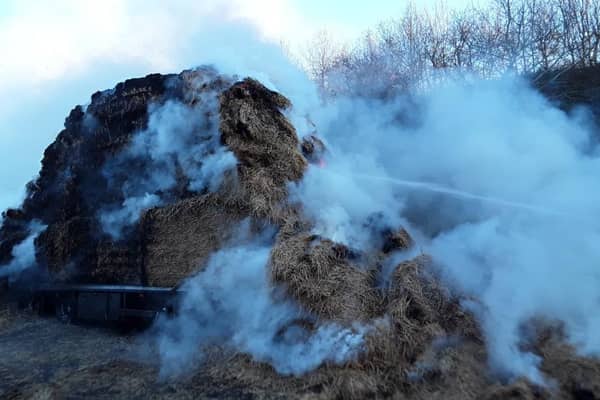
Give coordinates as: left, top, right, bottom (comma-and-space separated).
526, 0, 562, 70
448, 8, 478, 69
302, 30, 346, 91
300, 0, 600, 98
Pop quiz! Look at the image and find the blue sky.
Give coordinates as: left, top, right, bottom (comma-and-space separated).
290, 0, 486, 40
0, 0, 488, 213
0, 2, 15, 17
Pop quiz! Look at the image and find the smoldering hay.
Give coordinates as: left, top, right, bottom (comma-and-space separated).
2, 62, 600, 398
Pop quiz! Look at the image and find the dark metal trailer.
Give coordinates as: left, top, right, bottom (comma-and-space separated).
33, 284, 181, 324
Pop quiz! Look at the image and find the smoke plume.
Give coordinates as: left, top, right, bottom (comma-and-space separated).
292, 75, 600, 383
0, 221, 46, 279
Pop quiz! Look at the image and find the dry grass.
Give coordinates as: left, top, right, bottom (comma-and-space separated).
385, 256, 481, 364
270, 231, 382, 324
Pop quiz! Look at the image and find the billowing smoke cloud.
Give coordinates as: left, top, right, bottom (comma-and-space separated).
155, 221, 365, 377
291, 75, 600, 383
99, 85, 236, 239
0, 221, 46, 279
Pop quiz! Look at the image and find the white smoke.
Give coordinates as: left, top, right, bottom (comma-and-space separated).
99, 193, 163, 239
155, 221, 365, 377
99, 87, 236, 239
0, 221, 46, 279
291, 75, 600, 383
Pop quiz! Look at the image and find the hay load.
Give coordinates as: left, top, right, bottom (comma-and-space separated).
141, 78, 309, 285
2, 66, 600, 399
0, 71, 306, 285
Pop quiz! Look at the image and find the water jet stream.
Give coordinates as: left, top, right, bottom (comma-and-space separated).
325, 169, 564, 217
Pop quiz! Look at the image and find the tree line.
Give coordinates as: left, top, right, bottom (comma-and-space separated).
302, 0, 600, 97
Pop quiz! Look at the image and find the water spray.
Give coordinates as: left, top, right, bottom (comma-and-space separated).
322, 168, 565, 217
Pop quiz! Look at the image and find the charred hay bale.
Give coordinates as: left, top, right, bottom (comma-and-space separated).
219, 79, 308, 222
141, 193, 245, 287
270, 232, 381, 323
0, 69, 233, 285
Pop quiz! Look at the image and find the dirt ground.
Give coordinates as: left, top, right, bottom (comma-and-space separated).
0, 301, 274, 400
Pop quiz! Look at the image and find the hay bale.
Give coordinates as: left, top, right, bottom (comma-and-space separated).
387, 256, 480, 345
36, 218, 144, 284
219, 79, 307, 223
141, 193, 244, 287
138, 78, 313, 287
270, 231, 381, 324
268, 222, 486, 396
38, 218, 94, 277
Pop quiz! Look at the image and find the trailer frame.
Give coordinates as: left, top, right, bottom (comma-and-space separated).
33, 284, 181, 324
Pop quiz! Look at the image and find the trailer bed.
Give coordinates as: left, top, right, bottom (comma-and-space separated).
33, 284, 182, 324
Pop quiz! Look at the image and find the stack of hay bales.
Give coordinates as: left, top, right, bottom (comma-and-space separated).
141, 78, 308, 285
5, 66, 600, 398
